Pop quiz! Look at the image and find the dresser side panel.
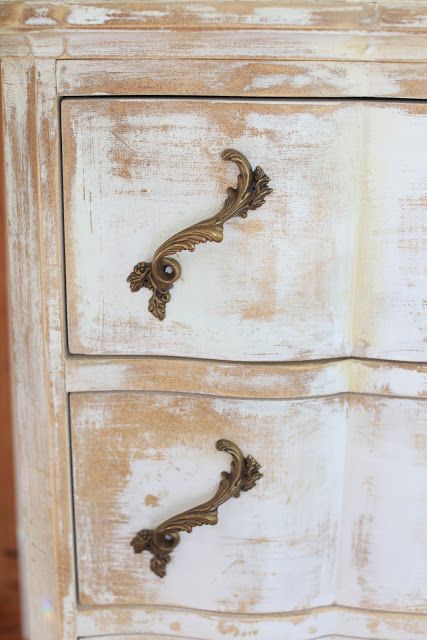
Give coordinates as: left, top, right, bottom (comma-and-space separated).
1, 59, 75, 639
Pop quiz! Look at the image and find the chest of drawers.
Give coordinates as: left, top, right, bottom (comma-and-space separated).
1, 2, 427, 639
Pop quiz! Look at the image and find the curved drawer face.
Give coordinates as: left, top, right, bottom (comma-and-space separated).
62, 99, 427, 361
70, 392, 427, 613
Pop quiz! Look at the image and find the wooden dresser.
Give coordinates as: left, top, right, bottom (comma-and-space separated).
1, 2, 427, 639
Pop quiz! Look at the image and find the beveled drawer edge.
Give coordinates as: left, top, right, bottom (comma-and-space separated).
65, 356, 427, 400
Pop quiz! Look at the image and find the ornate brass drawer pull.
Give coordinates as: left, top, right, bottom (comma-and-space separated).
131, 439, 262, 578
127, 149, 272, 320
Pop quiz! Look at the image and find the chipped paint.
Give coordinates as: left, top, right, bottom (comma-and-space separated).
4, 5, 427, 640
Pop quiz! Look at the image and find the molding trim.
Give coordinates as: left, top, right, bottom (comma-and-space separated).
65, 357, 427, 400
1, 1, 427, 32
76, 603, 427, 639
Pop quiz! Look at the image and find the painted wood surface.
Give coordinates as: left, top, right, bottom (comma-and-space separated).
2, 1, 427, 32
0, 70, 21, 640
77, 605, 427, 640
3, 29, 427, 62
66, 356, 427, 399
70, 391, 427, 616
2, 1, 427, 61
84, 636, 366, 640
57, 59, 427, 100
71, 392, 345, 612
79, 636, 408, 640
80, 633, 425, 640
1, 59, 76, 639
2, 3, 427, 639
63, 98, 427, 361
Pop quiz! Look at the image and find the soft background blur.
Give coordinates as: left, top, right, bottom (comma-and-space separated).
0, 90, 21, 638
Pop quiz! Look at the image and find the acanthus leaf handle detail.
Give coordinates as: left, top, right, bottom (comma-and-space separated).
130, 439, 262, 578
127, 149, 272, 320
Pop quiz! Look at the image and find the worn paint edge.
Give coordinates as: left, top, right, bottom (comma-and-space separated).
65, 357, 427, 399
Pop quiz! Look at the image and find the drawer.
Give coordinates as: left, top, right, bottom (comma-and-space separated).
62, 99, 427, 361
70, 392, 427, 613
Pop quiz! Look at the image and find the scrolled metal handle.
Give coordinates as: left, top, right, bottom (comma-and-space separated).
131, 439, 262, 578
127, 149, 272, 320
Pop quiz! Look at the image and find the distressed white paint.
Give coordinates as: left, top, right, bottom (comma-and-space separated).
65, 356, 427, 399
71, 392, 347, 610
1, 60, 76, 639
337, 397, 427, 611
63, 98, 427, 361
3, 1, 427, 33
2, 2, 427, 639
77, 604, 427, 640
70, 392, 427, 618
61, 30, 427, 62
353, 104, 427, 360
79, 634, 421, 640
3, 28, 427, 62
63, 99, 357, 359
56, 59, 427, 99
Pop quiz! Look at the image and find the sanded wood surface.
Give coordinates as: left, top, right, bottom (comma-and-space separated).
71, 392, 427, 617
2, 3, 427, 639
63, 98, 427, 362
0, 77, 21, 639
57, 59, 427, 100
2, 59, 76, 640
76, 604, 427, 640
65, 356, 427, 399
2, 1, 427, 32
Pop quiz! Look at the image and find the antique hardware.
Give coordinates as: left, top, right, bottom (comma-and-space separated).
131, 438, 262, 577
127, 149, 272, 320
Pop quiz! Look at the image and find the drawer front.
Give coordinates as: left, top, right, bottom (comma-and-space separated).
70, 392, 427, 613
62, 99, 427, 361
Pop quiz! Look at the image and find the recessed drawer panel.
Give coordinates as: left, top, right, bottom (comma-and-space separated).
70, 392, 427, 612
62, 99, 427, 361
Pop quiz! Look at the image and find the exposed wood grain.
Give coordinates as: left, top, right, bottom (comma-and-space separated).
76, 606, 427, 640
1, 59, 76, 640
1, 1, 427, 32
65, 357, 427, 399
34, 60, 77, 638
62, 98, 358, 361
57, 59, 427, 99
1, 1, 427, 61
62, 98, 427, 362
2, 2, 427, 638
61, 30, 427, 62
2, 59, 48, 640
70, 391, 347, 611
2, 29, 427, 61
0, 69, 21, 640
71, 392, 427, 615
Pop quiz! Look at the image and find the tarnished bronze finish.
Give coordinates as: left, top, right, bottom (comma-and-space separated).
127, 149, 272, 320
131, 439, 262, 577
